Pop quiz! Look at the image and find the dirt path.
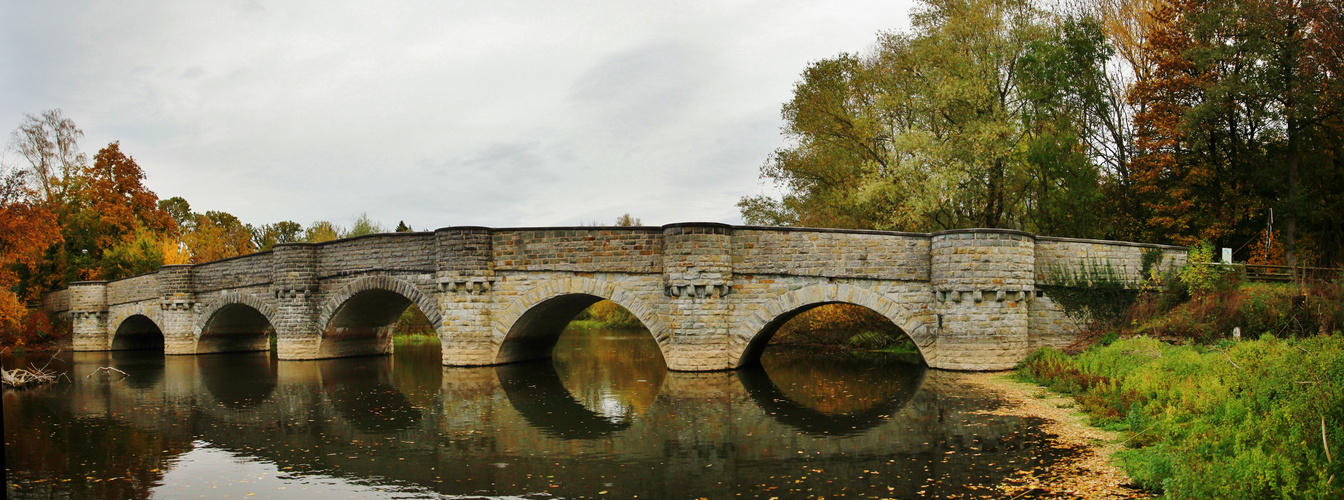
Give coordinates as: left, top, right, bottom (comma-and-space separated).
954, 372, 1153, 500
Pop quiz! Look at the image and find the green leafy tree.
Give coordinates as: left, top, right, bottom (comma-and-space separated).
741, 0, 1119, 236
100, 228, 166, 280
344, 212, 386, 238
248, 221, 303, 250
304, 221, 342, 243
614, 213, 642, 226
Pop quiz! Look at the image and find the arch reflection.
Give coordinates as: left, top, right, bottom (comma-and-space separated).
738, 350, 926, 436
198, 352, 277, 409
319, 357, 422, 433
496, 361, 632, 439
109, 348, 165, 389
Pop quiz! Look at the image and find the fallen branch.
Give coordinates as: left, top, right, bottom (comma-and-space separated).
1, 349, 67, 389
1325, 416, 1333, 465
1212, 348, 1241, 370
86, 366, 129, 379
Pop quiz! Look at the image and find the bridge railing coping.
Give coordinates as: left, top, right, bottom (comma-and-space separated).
41, 225, 1191, 295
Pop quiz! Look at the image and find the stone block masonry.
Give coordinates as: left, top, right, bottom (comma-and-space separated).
45, 224, 1185, 372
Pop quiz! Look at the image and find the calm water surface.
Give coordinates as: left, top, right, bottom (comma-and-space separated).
5, 329, 1067, 499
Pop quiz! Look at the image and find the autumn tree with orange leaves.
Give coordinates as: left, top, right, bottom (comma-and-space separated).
0, 165, 61, 336
1129, 0, 1344, 264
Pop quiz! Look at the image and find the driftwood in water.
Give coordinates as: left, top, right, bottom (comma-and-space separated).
1, 349, 68, 388
86, 366, 129, 379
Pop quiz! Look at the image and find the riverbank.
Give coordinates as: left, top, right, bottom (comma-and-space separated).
960, 371, 1153, 499
1016, 335, 1342, 499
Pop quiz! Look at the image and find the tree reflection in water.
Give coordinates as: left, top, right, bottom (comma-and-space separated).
740, 347, 926, 436
551, 326, 666, 423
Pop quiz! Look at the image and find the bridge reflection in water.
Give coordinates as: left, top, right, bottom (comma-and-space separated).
4, 328, 1069, 499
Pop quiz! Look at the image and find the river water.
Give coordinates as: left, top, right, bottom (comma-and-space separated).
4, 329, 1068, 499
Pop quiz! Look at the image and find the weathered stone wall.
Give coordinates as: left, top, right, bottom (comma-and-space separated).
1034, 237, 1187, 281
270, 243, 321, 359
317, 233, 437, 276
67, 282, 109, 351
191, 253, 274, 292
1029, 237, 1188, 349
492, 228, 664, 273
106, 274, 161, 306
731, 227, 931, 281
44, 288, 71, 314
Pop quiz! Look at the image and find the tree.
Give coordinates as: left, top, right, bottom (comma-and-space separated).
344, 212, 386, 238
1127, 0, 1344, 263
249, 221, 303, 250
6, 109, 85, 207
158, 196, 194, 234
394, 220, 413, 232
57, 142, 174, 280
614, 213, 642, 226
741, 0, 1116, 235
100, 228, 167, 280
0, 164, 61, 331
185, 211, 254, 263
738, 53, 895, 229
304, 221, 342, 243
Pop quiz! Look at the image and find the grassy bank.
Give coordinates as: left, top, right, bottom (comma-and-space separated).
1018, 335, 1343, 498
393, 333, 440, 347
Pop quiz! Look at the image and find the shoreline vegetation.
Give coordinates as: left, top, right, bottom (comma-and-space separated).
1017, 260, 1344, 498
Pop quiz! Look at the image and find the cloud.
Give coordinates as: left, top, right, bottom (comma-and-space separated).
1, 0, 918, 232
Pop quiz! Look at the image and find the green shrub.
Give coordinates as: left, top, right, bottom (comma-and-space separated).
1018, 336, 1344, 499
1133, 282, 1335, 341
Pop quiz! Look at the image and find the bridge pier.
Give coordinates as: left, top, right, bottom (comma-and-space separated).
660, 223, 736, 371
436, 227, 501, 366
156, 265, 199, 354
929, 230, 1033, 371
68, 281, 110, 351
44, 224, 1186, 372
271, 244, 323, 360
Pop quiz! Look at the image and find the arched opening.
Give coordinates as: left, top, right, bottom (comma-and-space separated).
498, 295, 667, 425
198, 304, 276, 354
111, 315, 165, 351
736, 301, 927, 434
321, 289, 416, 358
496, 294, 605, 364
390, 302, 442, 406
739, 302, 925, 367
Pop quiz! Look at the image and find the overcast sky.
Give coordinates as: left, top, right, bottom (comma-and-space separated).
2, 1, 917, 231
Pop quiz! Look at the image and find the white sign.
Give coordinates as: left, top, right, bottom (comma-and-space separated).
1222, 248, 1232, 264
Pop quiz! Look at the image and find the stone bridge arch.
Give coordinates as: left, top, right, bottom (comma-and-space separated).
317, 275, 442, 332
194, 292, 281, 353
108, 302, 166, 351
493, 276, 671, 364
730, 284, 937, 368
316, 275, 442, 358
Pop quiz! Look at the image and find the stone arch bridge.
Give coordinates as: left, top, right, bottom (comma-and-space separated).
45, 224, 1185, 371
